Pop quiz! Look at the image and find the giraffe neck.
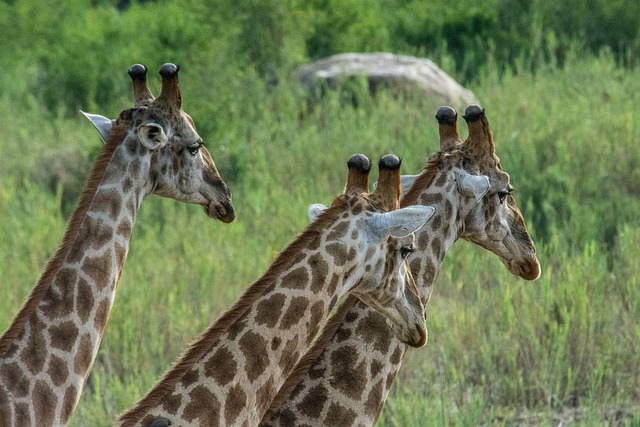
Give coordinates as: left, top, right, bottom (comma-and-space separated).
261, 165, 465, 427
0, 129, 150, 426
119, 203, 365, 427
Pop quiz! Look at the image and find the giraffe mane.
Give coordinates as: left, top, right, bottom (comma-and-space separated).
399, 152, 442, 208
118, 195, 355, 424
0, 117, 131, 357
262, 294, 359, 420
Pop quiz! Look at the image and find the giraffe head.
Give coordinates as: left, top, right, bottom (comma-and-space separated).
311, 154, 433, 347
403, 104, 540, 281
83, 63, 235, 223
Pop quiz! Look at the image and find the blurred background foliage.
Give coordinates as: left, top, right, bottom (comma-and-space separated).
1, 0, 639, 111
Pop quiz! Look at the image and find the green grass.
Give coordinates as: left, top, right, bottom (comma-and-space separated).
1, 52, 639, 426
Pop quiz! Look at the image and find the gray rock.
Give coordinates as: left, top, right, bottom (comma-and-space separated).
297, 52, 476, 107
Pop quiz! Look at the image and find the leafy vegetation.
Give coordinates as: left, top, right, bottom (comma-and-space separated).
1, 0, 639, 425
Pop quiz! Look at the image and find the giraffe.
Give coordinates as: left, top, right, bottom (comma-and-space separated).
117, 153, 435, 427
261, 104, 541, 426
0, 63, 236, 427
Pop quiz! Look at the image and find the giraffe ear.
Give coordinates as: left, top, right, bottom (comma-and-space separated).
81, 111, 114, 144
138, 123, 168, 150
457, 172, 490, 203
308, 203, 327, 222
373, 174, 417, 195
368, 205, 435, 239
399, 174, 418, 195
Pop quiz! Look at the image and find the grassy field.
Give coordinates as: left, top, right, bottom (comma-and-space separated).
1, 51, 639, 426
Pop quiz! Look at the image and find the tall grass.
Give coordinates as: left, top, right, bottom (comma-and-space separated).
1, 51, 639, 425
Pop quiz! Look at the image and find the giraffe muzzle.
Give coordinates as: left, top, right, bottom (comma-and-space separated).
407, 321, 428, 348
205, 200, 236, 223
392, 318, 427, 348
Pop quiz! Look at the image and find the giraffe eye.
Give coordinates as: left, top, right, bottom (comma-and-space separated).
400, 245, 414, 259
497, 186, 514, 204
188, 142, 202, 155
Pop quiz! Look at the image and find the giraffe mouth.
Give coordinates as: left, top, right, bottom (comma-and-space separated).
393, 320, 427, 348
408, 321, 428, 347
204, 201, 236, 223
500, 254, 540, 281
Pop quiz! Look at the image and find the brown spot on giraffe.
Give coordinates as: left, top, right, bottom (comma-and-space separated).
15, 403, 30, 427
325, 273, 341, 296
73, 333, 93, 375
256, 377, 277, 416
160, 391, 182, 415
435, 170, 449, 187
255, 293, 287, 327
94, 298, 111, 330
224, 384, 247, 425
33, 379, 56, 425
239, 330, 270, 382
116, 219, 133, 239
308, 253, 329, 293
324, 402, 357, 426
183, 385, 220, 423
281, 267, 309, 291
308, 363, 327, 380
22, 320, 47, 374
297, 384, 328, 418
82, 252, 113, 289
101, 189, 123, 220
203, 347, 237, 386
50, 321, 79, 352
42, 271, 77, 319
430, 212, 442, 231
180, 367, 199, 387
431, 236, 442, 255
48, 355, 69, 387
329, 345, 366, 400
61, 385, 78, 424
365, 379, 384, 419
0, 385, 10, 422
370, 359, 384, 377
0, 362, 29, 397
306, 301, 326, 341
225, 317, 248, 341
325, 242, 348, 266
326, 219, 350, 241
76, 278, 94, 324
278, 296, 310, 330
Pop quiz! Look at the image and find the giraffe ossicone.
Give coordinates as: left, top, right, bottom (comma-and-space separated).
0, 63, 235, 426
262, 104, 540, 427
117, 153, 433, 427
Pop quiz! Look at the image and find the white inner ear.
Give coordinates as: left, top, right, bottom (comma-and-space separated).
458, 172, 490, 203
81, 111, 114, 144
308, 203, 327, 222
368, 205, 436, 239
138, 123, 167, 150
